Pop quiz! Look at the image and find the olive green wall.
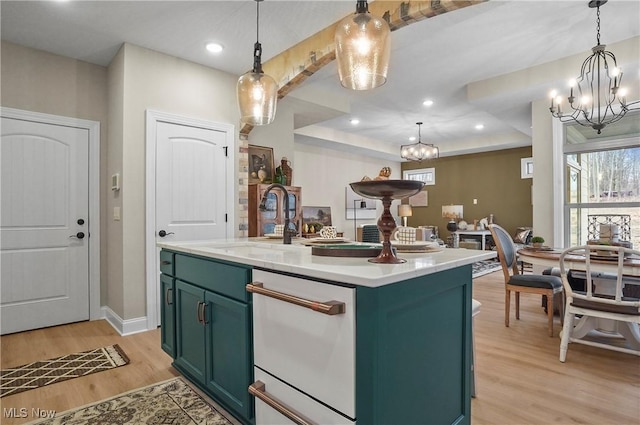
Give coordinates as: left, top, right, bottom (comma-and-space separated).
402, 147, 533, 238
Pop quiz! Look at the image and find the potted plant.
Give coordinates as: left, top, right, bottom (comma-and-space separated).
531, 236, 545, 248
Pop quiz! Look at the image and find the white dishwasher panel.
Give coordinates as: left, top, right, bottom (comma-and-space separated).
251, 270, 356, 418
253, 368, 355, 425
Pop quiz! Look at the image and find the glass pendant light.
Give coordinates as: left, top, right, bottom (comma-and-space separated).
237, 0, 277, 125
335, 0, 390, 90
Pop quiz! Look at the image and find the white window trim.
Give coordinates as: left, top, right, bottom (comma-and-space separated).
553, 117, 640, 247
403, 167, 435, 185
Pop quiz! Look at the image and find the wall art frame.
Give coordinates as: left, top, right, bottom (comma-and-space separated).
248, 144, 275, 184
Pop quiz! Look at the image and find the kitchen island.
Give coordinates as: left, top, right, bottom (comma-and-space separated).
158, 238, 495, 425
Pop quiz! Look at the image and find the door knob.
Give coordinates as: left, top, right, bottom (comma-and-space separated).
158, 230, 175, 237
70, 232, 85, 239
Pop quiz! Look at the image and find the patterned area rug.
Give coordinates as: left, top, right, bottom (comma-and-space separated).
1, 345, 129, 398
30, 377, 233, 425
472, 260, 502, 278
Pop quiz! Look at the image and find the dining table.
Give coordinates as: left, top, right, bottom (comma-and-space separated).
517, 247, 640, 350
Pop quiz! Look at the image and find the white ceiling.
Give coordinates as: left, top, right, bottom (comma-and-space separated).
2, 0, 639, 159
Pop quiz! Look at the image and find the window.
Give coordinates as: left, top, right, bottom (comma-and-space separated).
563, 115, 640, 248
403, 167, 435, 185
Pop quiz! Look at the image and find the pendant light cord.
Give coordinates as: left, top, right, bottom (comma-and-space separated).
256, 0, 260, 45
596, 5, 601, 45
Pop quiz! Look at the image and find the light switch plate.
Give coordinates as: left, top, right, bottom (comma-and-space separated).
113, 207, 121, 221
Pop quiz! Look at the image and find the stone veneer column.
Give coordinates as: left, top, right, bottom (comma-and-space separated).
238, 132, 249, 237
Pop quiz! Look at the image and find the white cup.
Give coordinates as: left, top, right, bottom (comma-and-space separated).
274, 224, 284, 236
393, 226, 417, 244
319, 226, 337, 239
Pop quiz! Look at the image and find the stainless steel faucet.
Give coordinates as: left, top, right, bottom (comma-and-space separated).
259, 183, 294, 244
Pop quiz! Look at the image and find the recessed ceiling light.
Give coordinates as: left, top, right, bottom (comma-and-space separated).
205, 42, 224, 53
422, 99, 434, 107
409, 136, 417, 141
350, 118, 360, 125
475, 124, 484, 130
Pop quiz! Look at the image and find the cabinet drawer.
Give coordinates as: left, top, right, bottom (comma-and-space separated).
253, 368, 355, 425
252, 270, 355, 418
160, 250, 174, 276
174, 254, 250, 302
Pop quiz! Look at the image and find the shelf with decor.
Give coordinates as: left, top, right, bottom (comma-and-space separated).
248, 184, 302, 237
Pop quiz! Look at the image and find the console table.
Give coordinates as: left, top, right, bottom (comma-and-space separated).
454, 230, 492, 250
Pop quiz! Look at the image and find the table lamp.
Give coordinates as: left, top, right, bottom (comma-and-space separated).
398, 204, 413, 227
442, 205, 463, 232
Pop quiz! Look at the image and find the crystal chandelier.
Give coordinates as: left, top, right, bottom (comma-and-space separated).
400, 122, 439, 162
237, 0, 277, 126
549, 0, 639, 134
335, 0, 391, 90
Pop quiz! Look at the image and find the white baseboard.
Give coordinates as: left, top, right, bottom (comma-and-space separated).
102, 306, 151, 336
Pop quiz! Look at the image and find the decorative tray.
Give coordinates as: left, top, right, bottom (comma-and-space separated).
305, 237, 348, 244
390, 241, 443, 253
311, 244, 387, 258
525, 246, 554, 251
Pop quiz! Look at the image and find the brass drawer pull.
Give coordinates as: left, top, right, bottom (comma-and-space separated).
248, 381, 316, 425
196, 301, 204, 324
165, 287, 172, 306
246, 282, 345, 315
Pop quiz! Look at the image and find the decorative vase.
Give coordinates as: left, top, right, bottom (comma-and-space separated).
258, 168, 267, 182
281, 157, 292, 186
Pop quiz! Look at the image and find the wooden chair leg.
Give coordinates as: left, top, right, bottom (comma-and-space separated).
515, 291, 520, 320
558, 293, 564, 326
547, 291, 554, 337
505, 289, 510, 327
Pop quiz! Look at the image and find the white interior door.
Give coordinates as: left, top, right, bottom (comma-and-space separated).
155, 121, 228, 241
149, 117, 231, 328
1, 117, 89, 335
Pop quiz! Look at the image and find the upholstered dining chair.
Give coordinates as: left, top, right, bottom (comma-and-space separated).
488, 224, 564, 337
361, 224, 381, 243
559, 244, 640, 362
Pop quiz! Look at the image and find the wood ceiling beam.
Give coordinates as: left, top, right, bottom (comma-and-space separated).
240, 0, 486, 135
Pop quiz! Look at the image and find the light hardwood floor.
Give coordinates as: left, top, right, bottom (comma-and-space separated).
1, 271, 638, 425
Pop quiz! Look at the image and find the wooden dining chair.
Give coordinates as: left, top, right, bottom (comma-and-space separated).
488, 224, 563, 337
559, 244, 640, 362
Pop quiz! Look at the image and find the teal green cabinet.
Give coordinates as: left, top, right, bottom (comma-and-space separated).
160, 274, 175, 357
174, 280, 207, 384
161, 250, 254, 425
355, 265, 472, 425
204, 291, 252, 421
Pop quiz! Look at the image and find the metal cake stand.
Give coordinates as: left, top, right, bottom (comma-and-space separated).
349, 180, 425, 264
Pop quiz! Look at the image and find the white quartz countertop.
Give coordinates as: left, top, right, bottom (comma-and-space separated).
157, 238, 497, 288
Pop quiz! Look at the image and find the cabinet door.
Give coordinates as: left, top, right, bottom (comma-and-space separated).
204, 290, 253, 421
160, 274, 175, 358
174, 281, 207, 385
261, 191, 278, 235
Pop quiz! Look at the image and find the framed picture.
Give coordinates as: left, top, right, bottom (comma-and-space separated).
403, 167, 435, 185
248, 145, 275, 184
521, 157, 533, 179
408, 188, 428, 207
302, 206, 333, 228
